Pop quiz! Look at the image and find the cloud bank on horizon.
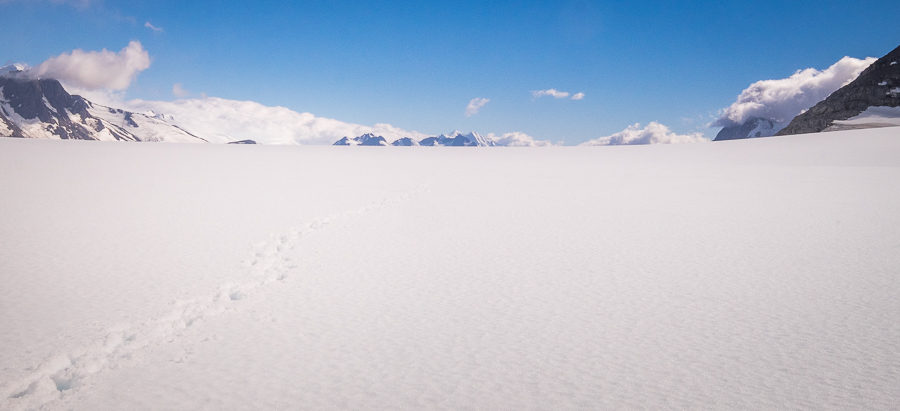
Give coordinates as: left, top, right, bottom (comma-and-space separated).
713, 56, 876, 128
581, 122, 707, 146
125, 97, 554, 146
125, 97, 430, 145
2, 42, 548, 146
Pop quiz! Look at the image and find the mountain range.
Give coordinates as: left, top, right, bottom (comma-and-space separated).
334, 131, 493, 147
3, 44, 899, 145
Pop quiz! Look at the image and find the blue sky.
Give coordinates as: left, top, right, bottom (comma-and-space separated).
2, 0, 899, 144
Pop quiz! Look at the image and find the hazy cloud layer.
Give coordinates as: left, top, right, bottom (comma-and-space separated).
465, 97, 490, 117
33, 41, 151, 90
714, 56, 875, 127
532, 88, 584, 100
125, 97, 429, 145
581, 122, 707, 146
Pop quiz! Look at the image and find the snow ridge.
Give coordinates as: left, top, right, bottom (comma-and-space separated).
0, 185, 427, 411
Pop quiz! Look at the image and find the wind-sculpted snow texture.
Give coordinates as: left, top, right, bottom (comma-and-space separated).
2, 130, 900, 409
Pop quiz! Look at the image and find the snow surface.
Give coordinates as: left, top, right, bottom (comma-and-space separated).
2, 128, 900, 409
830, 106, 900, 130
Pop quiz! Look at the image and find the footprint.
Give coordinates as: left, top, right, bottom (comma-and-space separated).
3, 185, 427, 409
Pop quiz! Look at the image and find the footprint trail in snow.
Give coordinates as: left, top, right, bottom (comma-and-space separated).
1, 186, 426, 411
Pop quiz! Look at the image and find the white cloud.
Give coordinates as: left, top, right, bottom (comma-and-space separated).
32, 41, 151, 91
581, 122, 708, 146
532, 88, 585, 101
532, 88, 569, 99
484, 131, 555, 147
172, 83, 189, 98
144, 21, 164, 33
465, 97, 490, 117
713, 56, 875, 127
124, 97, 428, 145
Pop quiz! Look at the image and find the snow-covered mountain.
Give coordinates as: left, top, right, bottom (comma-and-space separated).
776, 44, 900, 135
336, 131, 494, 147
0, 74, 205, 142
333, 133, 389, 146
391, 137, 419, 146
421, 131, 493, 146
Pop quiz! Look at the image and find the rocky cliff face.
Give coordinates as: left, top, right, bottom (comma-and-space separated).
776, 45, 900, 136
0, 76, 123, 140
714, 117, 778, 141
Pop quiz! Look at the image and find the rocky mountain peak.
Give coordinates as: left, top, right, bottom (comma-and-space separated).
776, 44, 900, 136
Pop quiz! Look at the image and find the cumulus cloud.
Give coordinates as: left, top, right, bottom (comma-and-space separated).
581, 122, 708, 146
144, 21, 164, 33
172, 83, 189, 98
714, 56, 875, 127
485, 131, 555, 147
532, 88, 585, 100
124, 97, 428, 145
465, 97, 490, 117
32, 41, 151, 90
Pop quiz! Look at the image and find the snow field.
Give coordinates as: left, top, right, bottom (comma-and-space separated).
2, 128, 900, 409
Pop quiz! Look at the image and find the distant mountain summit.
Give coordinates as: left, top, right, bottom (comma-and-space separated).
333, 133, 389, 146
335, 131, 494, 147
0, 75, 205, 142
776, 44, 900, 136
421, 131, 492, 146
714, 117, 778, 141
391, 137, 419, 146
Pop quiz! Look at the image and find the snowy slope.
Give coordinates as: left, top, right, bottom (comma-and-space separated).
827, 106, 900, 131
87, 104, 206, 143
2, 129, 900, 409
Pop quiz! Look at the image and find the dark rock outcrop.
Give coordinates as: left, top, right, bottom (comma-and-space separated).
1, 75, 206, 142
228, 139, 257, 144
714, 117, 777, 141
776, 45, 900, 136
0, 76, 138, 140
0, 76, 119, 140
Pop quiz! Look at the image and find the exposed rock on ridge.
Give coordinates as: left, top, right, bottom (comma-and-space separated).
776, 45, 900, 136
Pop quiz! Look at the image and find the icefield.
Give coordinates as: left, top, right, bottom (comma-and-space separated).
1, 128, 900, 409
